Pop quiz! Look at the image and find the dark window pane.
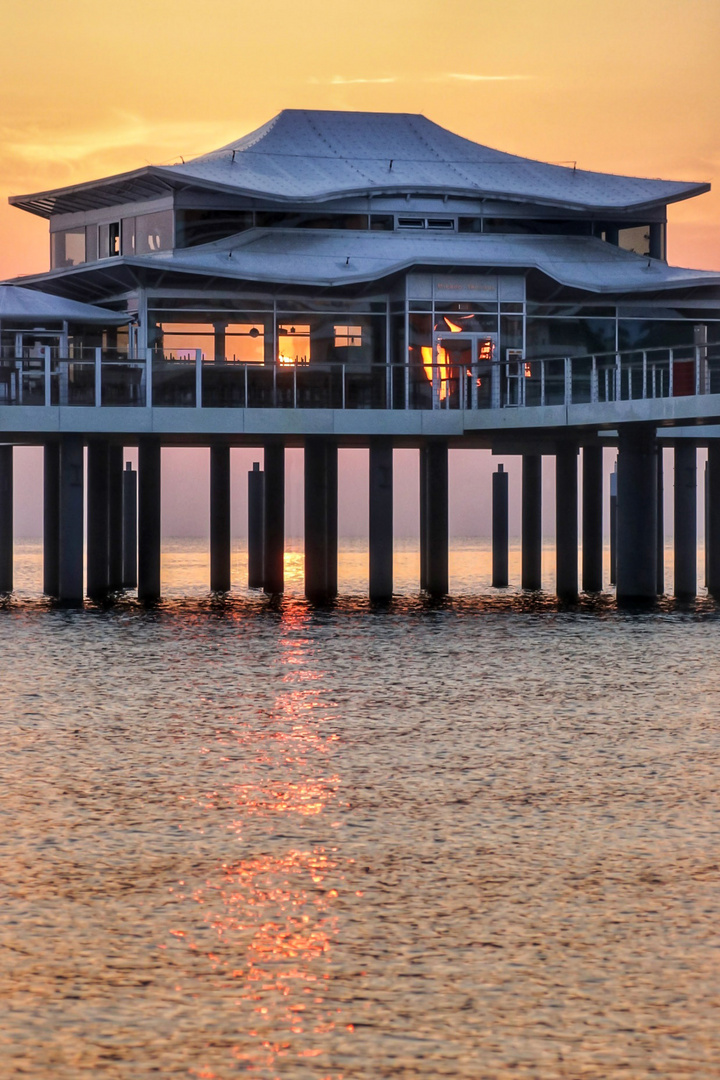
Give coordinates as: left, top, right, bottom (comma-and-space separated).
136, 210, 173, 254
526, 318, 616, 358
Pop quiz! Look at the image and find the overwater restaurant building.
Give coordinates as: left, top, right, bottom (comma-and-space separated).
3, 109, 720, 605
7, 109, 720, 409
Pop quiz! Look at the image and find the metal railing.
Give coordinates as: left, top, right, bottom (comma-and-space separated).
0, 343, 717, 410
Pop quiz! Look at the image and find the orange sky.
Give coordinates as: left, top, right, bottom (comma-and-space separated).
1, 0, 719, 279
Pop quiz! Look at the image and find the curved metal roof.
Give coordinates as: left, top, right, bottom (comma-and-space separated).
10, 110, 709, 218
0, 285, 129, 324
137, 228, 720, 293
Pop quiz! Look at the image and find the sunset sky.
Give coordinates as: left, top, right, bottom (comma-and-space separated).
2, 0, 719, 540
1, 0, 719, 278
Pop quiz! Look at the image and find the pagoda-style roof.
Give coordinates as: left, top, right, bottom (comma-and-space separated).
9, 110, 710, 218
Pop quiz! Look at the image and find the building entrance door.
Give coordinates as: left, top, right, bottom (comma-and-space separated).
430, 332, 497, 408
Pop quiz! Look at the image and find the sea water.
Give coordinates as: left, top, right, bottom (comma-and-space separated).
0, 540, 718, 1079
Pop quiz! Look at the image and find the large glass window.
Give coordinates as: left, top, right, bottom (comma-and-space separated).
50, 228, 85, 268
526, 318, 616, 358
136, 210, 173, 254
618, 320, 695, 351
175, 209, 254, 247
618, 226, 651, 257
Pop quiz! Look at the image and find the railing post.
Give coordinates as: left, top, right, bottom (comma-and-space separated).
695, 344, 701, 395
145, 347, 153, 408
591, 356, 598, 404
564, 357, 572, 405
642, 351, 647, 399
540, 360, 545, 407
94, 346, 102, 407
669, 349, 674, 398
342, 364, 346, 409
195, 349, 202, 408
44, 346, 51, 407
615, 353, 621, 400
293, 364, 297, 409
244, 364, 248, 407
272, 362, 277, 407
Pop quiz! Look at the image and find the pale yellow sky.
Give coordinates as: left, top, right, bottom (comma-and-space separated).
1, 0, 719, 277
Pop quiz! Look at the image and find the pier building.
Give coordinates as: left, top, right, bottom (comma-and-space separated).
2, 109, 720, 603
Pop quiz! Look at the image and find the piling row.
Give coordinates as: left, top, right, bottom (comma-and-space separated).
0, 431, 715, 604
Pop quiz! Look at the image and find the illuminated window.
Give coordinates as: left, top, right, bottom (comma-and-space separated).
278, 324, 310, 365
334, 325, 362, 347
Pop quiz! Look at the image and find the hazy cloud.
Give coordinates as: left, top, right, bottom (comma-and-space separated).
309, 73, 531, 86
308, 76, 398, 85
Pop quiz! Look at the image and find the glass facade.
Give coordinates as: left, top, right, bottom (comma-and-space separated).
50, 228, 85, 268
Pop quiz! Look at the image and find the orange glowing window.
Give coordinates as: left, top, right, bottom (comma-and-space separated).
334, 325, 362, 347
278, 324, 310, 366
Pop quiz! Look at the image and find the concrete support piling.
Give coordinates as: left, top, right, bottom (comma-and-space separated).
610, 464, 618, 586
122, 462, 137, 589
138, 439, 161, 602
556, 444, 578, 600
263, 441, 285, 594
0, 445, 13, 593
87, 441, 110, 599
616, 429, 657, 603
582, 445, 603, 593
108, 445, 124, 591
210, 444, 231, 592
304, 437, 338, 602
657, 448, 665, 594
521, 454, 542, 590
43, 443, 60, 597
369, 438, 393, 600
58, 436, 85, 605
705, 442, 720, 598
420, 441, 449, 597
248, 462, 265, 589
492, 464, 509, 588
674, 443, 697, 599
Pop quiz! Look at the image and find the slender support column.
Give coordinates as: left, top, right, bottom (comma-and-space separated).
420, 441, 449, 597
248, 462, 265, 588
108, 445, 124, 591
369, 438, 393, 600
43, 443, 60, 597
616, 428, 657, 603
0, 445, 13, 593
59, 436, 84, 605
122, 462, 137, 589
210, 444, 231, 592
582, 445, 603, 593
419, 445, 428, 591
138, 439, 161, 601
492, 464, 509, 588
674, 443, 697, 599
263, 441, 285, 594
556, 444, 578, 600
657, 447, 665, 594
521, 454, 542, 590
304, 437, 338, 602
705, 442, 720, 598
610, 463, 618, 586
326, 442, 338, 597
87, 441, 110, 599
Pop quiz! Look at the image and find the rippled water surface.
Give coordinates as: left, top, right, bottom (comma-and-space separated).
1, 541, 719, 1078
